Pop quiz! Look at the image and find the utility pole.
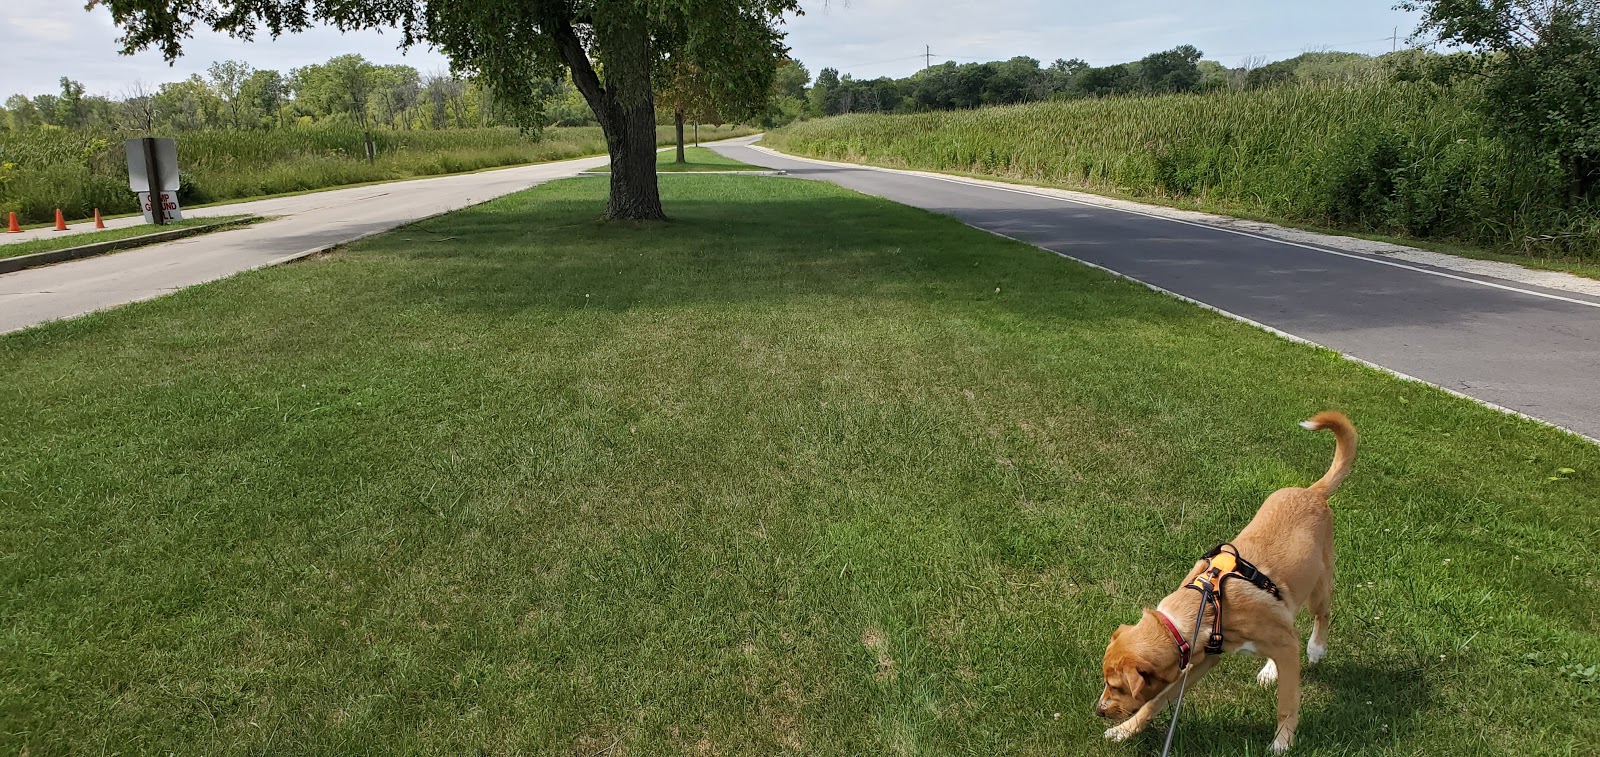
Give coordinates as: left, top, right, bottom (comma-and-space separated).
1392, 26, 1399, 53
925, 45, 933, 69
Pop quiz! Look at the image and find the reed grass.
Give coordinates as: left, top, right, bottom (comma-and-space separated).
767, 82, 1600, 259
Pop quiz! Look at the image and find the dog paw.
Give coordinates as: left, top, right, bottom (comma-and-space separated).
1256, 659, 1278, 687
1104, 722, 1139, 742
1270, 733, 1294, 753
1307, 640, 1327, 665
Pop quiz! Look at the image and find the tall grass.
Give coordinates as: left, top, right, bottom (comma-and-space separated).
767, 82, 1600, 258
0, 124, 755, 223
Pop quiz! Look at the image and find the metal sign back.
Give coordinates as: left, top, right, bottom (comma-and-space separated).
126, 138, 180, 192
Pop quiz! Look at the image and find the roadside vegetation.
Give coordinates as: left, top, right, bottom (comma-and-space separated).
0, 124, 753, 224
767, 77, 1597, 260
2, 174, 1596, 754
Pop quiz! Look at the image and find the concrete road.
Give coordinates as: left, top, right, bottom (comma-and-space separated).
0, 153, 612, 334
711, 138, 1600, 441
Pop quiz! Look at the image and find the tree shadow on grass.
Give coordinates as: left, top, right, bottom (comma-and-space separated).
378, 191, 1213, 333
1127, 657, 1428, 755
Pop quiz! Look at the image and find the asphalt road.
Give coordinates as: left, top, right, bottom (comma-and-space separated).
0, 153, 612, 334
711, 138, 1600, 441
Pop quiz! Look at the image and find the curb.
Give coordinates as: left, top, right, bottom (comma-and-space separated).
0, 217, 262, 274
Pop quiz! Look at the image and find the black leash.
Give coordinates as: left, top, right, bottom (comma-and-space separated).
1160, 593, 1211, 757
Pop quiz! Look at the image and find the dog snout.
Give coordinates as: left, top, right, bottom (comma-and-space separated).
1095, 702, 1110, 718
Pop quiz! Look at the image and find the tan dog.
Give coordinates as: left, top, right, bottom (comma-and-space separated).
1095, 411, 1356, 753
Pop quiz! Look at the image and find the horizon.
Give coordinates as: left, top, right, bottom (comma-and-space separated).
3, 0, 1426, 99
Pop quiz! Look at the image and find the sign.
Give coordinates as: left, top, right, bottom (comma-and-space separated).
125, 138, 180, 192
138, 191, 183, 224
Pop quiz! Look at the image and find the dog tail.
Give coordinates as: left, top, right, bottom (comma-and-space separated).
1300, 411, 1357, 496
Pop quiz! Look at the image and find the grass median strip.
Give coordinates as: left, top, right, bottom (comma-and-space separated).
0, 215, 258, 261
1, 176, 1595, 755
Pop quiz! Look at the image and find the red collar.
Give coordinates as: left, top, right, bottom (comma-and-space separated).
1155, 609, 1192, 670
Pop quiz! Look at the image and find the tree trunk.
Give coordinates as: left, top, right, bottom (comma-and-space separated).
675, 108, 687, 163
602, 100, 666, 221
550, 11, 665, 221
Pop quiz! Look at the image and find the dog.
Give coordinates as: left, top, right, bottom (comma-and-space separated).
1095, 411, 1356, 753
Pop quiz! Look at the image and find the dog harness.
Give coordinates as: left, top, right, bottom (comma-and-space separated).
1158, 543, 1282, 757
1181, 543, 1283, 660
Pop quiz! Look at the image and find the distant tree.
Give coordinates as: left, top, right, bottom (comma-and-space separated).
1075, 64, 1135, 97
983, 56, 1044, 105
1402, 0, 1600, 197
31, 95, 62, 127
1045, 57, 1089, 95
1137, 45, 1204, 93
243, 69, 288, 127
55, 78, 89, 128
155, 75, 222, 130
811, 67, 841, 115
4, 95, 40, 130
122, 81, 159, 131
206, 60, 257, 128
293, 55, 381, 128
764, 59, 809, 126
374, 65, 423, 128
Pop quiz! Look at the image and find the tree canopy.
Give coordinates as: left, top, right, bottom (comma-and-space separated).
1403, 0, 1600, 195
89, 0, 802, 220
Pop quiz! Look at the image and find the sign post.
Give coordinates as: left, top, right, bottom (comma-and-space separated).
126, 138, 181, 225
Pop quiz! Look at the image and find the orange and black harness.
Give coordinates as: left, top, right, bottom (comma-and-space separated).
1158, 543, 1283, 757
1182, 542, 1283, 656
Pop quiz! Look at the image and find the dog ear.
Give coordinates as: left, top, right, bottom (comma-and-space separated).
1112, 624, 1130, 641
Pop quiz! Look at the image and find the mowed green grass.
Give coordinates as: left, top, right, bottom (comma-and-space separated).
595, 146, 768, 173
2, 176, 1597, 755
0, 216, 255, 260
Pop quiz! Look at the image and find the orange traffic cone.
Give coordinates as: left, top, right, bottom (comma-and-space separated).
6, 211, 19, 233
54, 209, 68, 231
94, 209, 106, 229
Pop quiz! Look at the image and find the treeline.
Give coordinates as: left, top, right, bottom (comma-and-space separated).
0, 54, 599, 134
794, 47, 1476, 118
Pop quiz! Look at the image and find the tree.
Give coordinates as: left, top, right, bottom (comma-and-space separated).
122, 81, 159, 131
1075, 64, 1135, 97
243, 69, 288, 127
207, 60, 256, 128
55, 78, 89, 128
292, 55, 381, 127
1137, 45, 1203, 93
1402, 0, 1600, 198
89, 0, 801, 221
4, 95, 39, 131
810, 67, 841, 116
154, 75, 222, 130
764, 58, 809, 126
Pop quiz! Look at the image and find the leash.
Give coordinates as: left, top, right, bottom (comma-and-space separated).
1159, 592, 1211, 757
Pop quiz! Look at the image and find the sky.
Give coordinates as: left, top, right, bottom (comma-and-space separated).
2, 0, 1427, 99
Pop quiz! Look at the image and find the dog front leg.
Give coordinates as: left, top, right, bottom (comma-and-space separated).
1269, 650, 1301, 753
1105, 656, 1218, 743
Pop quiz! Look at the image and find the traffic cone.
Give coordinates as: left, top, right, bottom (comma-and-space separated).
5, 212, 19, 233
54, 209, 68, 231
94, 209, 106, 229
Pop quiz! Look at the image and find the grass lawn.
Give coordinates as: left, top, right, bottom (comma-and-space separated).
2, 175, 1597, 755
0, 216, 257, 260
595, 146, 768, 173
